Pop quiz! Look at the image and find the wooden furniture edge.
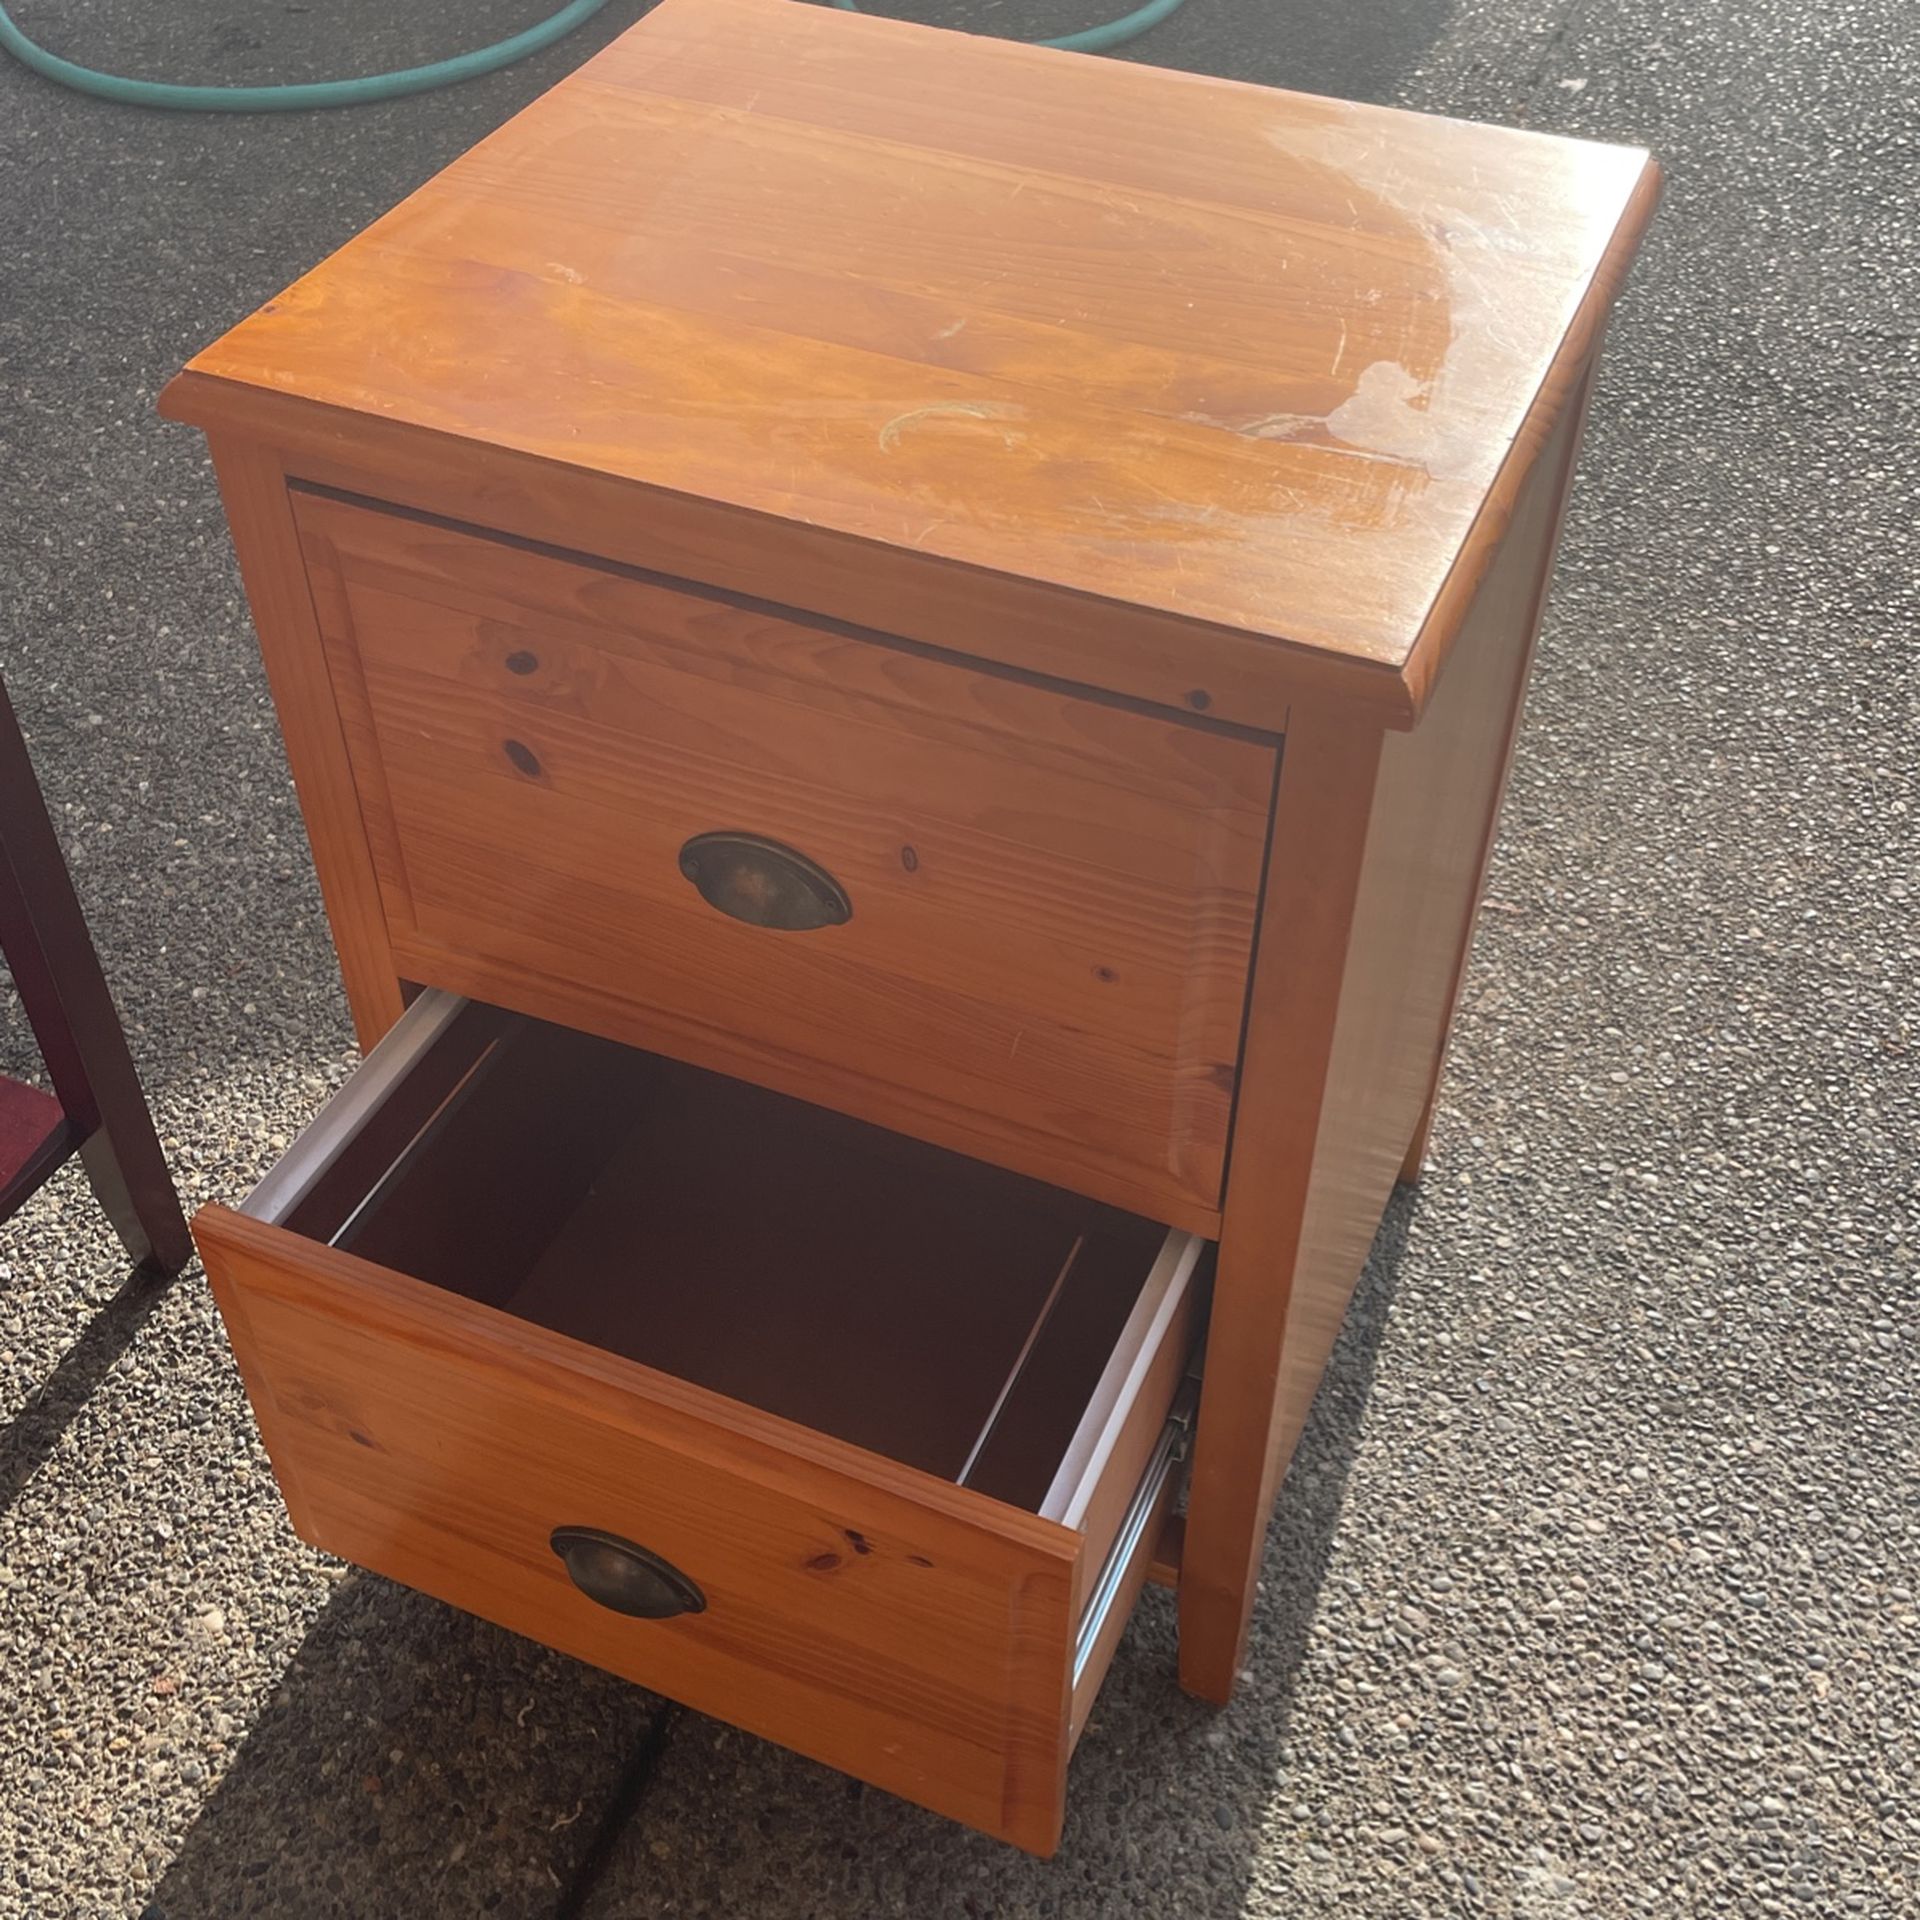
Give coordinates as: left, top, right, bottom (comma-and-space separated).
159, 374, 1416, 731
203, 435, 407, 1049
1176, 715, 1384, 1702
1397, 154, 1663, 716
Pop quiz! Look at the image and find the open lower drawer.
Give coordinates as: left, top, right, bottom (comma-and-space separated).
193, 991, 1206, 1854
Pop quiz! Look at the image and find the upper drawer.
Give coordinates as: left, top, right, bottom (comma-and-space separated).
292, 492, 1275, 1228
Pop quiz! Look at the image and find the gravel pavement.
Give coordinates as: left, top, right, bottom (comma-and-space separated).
2, 2, 1915, 1916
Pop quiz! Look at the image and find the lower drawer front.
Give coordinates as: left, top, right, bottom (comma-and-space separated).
203, 1215, 1078, 1849
193, 999, 1202, 1853
203, 1217, 1187, 1852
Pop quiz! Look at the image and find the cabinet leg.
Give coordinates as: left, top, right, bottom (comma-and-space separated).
1177, 1582, 1247, 1706
1176, 720, 1386, 1712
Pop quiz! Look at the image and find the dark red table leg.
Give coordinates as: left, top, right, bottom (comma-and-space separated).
0, 674, 190, 1276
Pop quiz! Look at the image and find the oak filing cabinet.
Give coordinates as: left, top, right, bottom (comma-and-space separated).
161, 0, 1658, 1854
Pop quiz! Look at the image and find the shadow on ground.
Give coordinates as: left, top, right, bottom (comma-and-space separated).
129, 1193, 1415, 1920
0, 1264, 172, 1516
135, 1573, 659, 1920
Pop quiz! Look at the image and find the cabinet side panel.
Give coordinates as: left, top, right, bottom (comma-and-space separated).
1295, 380, 1587, 1262
1180, 374, 1592, 1701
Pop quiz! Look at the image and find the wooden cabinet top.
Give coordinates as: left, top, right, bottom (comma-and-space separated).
163, 0, 1657, 725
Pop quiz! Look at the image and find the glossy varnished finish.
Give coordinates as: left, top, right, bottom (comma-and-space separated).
162, 0, 1657, 727
197, 1189, 1198, 1854
293, 491, 1271, 1228
198, 1207, 1083, 1851
1180, 379, 1596, 1700
205, 439, 406, 1049
159, 0, 1661, 1849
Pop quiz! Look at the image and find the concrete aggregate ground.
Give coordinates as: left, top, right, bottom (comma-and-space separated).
1, 1, 1914, 1915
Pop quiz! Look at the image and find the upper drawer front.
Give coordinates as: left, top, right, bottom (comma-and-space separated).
293, 493, 1273, 1225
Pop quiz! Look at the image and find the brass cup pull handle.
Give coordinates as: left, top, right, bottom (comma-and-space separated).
677, 831, 852, 931
550, 1527, 707, 1619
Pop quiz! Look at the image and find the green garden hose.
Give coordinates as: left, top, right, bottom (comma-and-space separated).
0, 0, 614, 111
0, 0, 1189, 112
832, 0, 1189, 56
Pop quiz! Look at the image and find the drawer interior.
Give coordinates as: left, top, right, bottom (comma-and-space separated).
248, 993, 1198, 1520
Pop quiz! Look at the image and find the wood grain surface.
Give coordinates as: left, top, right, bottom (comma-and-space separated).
158, 0, 1665, 1806
203, 439, 407, 1048
162, 0, 1658, 725
293, 490, 1271, 1227
197, 1204, 1095, 1851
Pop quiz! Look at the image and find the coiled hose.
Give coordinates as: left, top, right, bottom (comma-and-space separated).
0, 0, 1189, 112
